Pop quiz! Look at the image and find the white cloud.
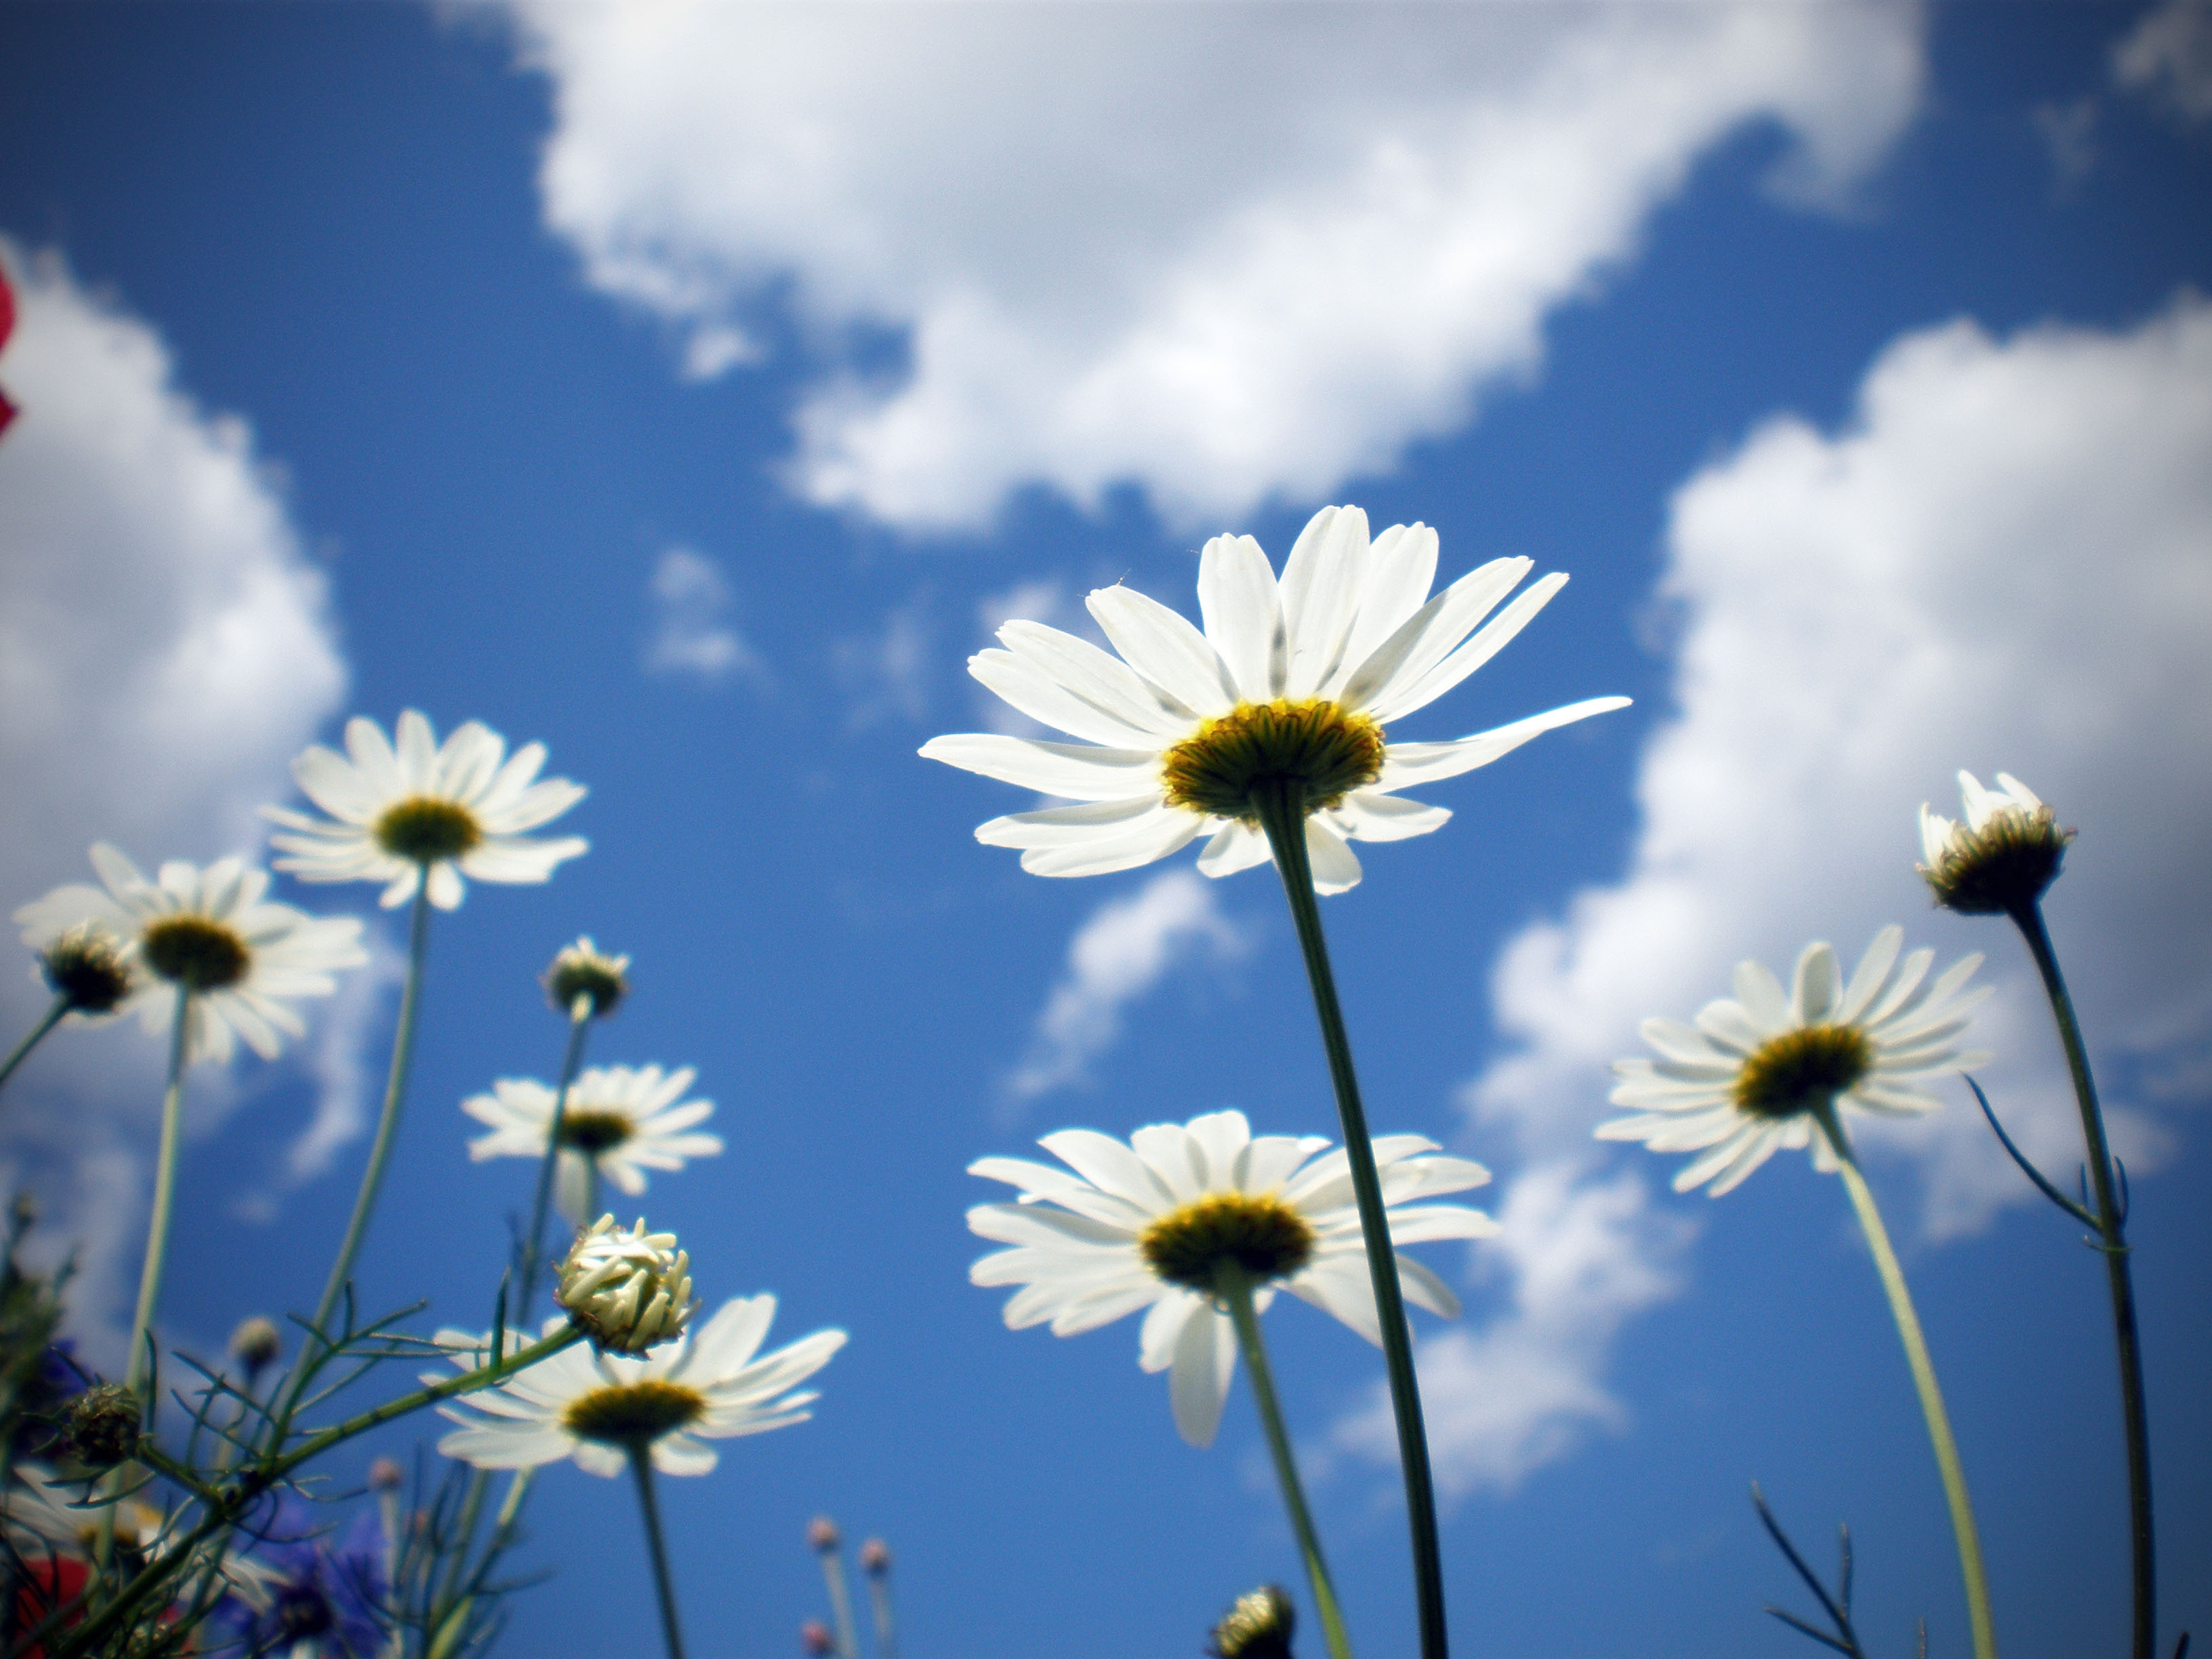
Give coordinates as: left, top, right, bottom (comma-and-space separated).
498, 0, 1924, 530
831, 592, 934, 729
1335, 294, 2212, 1494
0, 242, 352, 1360
2114, 0, 2212, 123
1002, 870, 1250, 1111
643, 546, 769, 684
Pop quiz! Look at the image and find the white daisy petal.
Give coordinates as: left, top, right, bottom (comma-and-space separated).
1196, 533, 1286, 701
1168, 1304, 1237, 1448
919, 734, 1160, 802
1086, 586, 1238, 717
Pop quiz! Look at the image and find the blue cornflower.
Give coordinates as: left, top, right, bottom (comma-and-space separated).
209, 1498, 386, 1659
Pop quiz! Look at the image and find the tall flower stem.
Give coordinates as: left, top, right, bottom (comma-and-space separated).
820, 1538, 861, 1659
1816, 1108, 1995, 1659
516, 1001, 593, 1321
1254, 785, 1448, 1659
2008, 899, 2154, 1659
864, 1562, 899, 1659
123, 985, 192, 1404
629, 1445, 689, 1659
0, 994, 70, 1097
1215, 1261, 1355, 1659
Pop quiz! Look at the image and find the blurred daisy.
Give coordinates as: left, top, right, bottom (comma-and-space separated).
967, 1109, 1495, 1447
430, 1300, 846, 1477
1918, 770, 2072, 914
262, 710, 587, 910
1599, 925, 1992, 1196
462, 1064, 723, 1223
921, 504, 1627, 893
3, 1464, 167, 1559
13, 845, 365, 1063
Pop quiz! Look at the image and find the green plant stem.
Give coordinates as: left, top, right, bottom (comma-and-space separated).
1816, 1108, 1995, 1659
821, 1542, 860, 1659
517, 1002, 592, 1322
0, 994, 70, 1097
1216, 1261, 1355, 1659
2010, 899, 2154, 1659
630, 1444, 689, 1659
1254, 785, 1448, 1659
864, 1566, 898, 1659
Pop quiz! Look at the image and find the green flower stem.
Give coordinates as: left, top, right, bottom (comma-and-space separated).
517, 1001, 593, 1322
1816, 1108, 1995, 1659
630, 1443, 689, 1659
1254, 784, 1448, 1659
2009, 901, 2154, 1659
0, 993, 70, 1097
821, 1540, 860, 1659
865, 1563, 899, 1659
1215, 1261, 1356, 1659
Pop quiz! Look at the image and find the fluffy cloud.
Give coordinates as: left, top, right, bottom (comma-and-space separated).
642, 546, 769, 685
1336, 294, 2212, 1496
0, 242, 353, 1355
2114, 0, 2212, 123
498, 0, 1923, 530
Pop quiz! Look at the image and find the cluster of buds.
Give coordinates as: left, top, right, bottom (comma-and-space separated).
1918, 771, 2072, 915
63, 1382, 142, 1469
38, 923, 136, 1015
1208, 1586, 1296, 1659
556, 1214, 697, 1353
544, 935, 629, 1021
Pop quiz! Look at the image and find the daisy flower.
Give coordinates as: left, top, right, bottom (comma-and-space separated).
262, 710, 587, 910
429, 1300, 846, 1477
13, 845, 365, 1063
920, 504, 1628, 893
462, 1064, 723, 1223
967, 1109, 1496, 1447
1918, 770, 2072, 914
1598, 925, 1992, 1196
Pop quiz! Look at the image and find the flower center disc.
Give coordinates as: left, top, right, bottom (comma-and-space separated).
373, 796, 483, 863
140, 917, 250, 992
1160, 699, 1386, 821
1733, 1024, 1874, 1120
558, 1110, 635, 1153
562, 1379, 707, 1445
1139, 1192, 1317, 1291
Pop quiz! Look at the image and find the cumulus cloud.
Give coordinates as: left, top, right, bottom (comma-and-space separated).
498, 0, 1924, 530
0, 241, 353, 1359
1002, 870, 1250, 1112
2114, 0, 2212, 123
1334, 295, 2212, 1494
643, 546, 769, 685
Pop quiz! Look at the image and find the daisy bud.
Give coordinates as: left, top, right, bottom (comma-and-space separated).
64, 1383, 141, 1469
800, 1621, 836, 1656
1209, 1586, 1296, 1659
556, 1214, 698, 1353
808, 1515, 842, 1553
1918, 771, 2074, 915
367, 1456, 405, 1492
37, 923, 135, 1014
859, 1538, 890, 1575
544, 935, 629, 1020
230, 1315, 283, 1378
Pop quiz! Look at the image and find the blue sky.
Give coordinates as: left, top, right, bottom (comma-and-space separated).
1, 3, 2209, 1658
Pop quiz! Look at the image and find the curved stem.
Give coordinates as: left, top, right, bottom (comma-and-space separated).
0, 994, 70, 1098
1254, 785, 1448, 1659
1816, 1109, 1995, 1659
517, 1004, 592, 1324
2010, 900, 2154, 1659
1215, 1262, 1355, 1659
629, 1444, 689, 1659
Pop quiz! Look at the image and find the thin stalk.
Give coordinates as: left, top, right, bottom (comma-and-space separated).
0, 994, 70, 1097
864, 1563, 899, 1659
1254, 785, 1448, 1659
821, 1541, 860, 1659
629, 1445, 689, 1659
2010, 900, 2154, 1659
1215, 1261, 1355, 1659
1816, 1109, 1995, 1659
517, 1002, 592, 1322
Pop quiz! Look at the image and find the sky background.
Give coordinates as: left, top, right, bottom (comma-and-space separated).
1, 3, 2209, 1658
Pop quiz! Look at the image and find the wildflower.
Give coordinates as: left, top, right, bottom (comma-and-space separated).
921, 505, 1627, 892
33, 924, 135, 1015
13, 846, 365, 1063
263, 710, 587, 910
556, 1215, 699, 1353
545, 935, 629, 1019
1210, 1586, 1297, 1659
206, 1498, 386, 1659
60, 1385, 138, 1469
859, 1538, 890, 1575
464, 1064, 722, 1223
230, 1315, 283, 1380
1919, 771, 2073, 915
808, 1515, 841, 1553
967, 1109, 1495, 1446
1599, 925, 1991, 1195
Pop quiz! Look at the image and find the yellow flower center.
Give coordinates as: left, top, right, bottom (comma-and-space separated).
561, 1379, 707, 1446
140, 916, 250, 992
559, 1110, 636, 1154
1139, 1192, 1317, 1292
373, 796, 483, 863
1733, 1024, 1874, 1120
1160, 699, 1385, 822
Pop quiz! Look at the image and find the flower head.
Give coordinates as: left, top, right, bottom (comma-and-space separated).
262, 710, 588, 909
859, 1538, 890, 1575
205, 1498, 386, 1659
34, 924, 136, 1015
921, 505, 1628, 893
462, 1064, 722, 1224
802, 1620, 836, 1656
1599, 925, 1992, 1196
60, 1385, 139, 1469
1919, 771, 2073, 915
968, 1109, 1496, 1447
230, 1316, 283, 1378
807, 1515, 841, 1553
1210, 1586, 1296, 1659
557, 1214, 699, 1353
13, 845, 365, 1063
430, 1300, 846, 1477
544, 935, 629, 1019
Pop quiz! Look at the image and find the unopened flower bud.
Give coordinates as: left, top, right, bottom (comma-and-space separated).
800, 1620, 836, 1656
1209, 1586, 1296, 1659
1918, 771, 2074, 915
859, 1538, 890, 1575
556, 1215, 697, 1353
807, 1515, 842, 1553
544, 936, 629, 1021
38, 924, 136, 1015
367, 1456, 405, 1492
230, 1316, 282, 1378
64, 1383, 142, 1469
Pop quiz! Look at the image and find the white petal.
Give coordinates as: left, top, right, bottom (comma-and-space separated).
1167, 1304, 1236, 1448
920, 734, 1162, 802
1366, 571, 1570, 722
1195, 821, 1273, 879
1330, 791, 1450, 843
1086, 587, 1237, 716
1017, 809, 1204, 878
1376, 697, 1631, 788
1195, 533, 1286, 701
1337, 556, 1528, 714
1329, 521, 1438, 695
1303, 820, 1362, 895
1278, 505, 1368, 699
968, 649, 1162, 747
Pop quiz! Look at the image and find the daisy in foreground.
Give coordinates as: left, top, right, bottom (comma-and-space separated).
262, 709, 587, 911
920, 504, 1629, 894
1599, 926, 1999, 1659
462, 1063, 724, 1224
